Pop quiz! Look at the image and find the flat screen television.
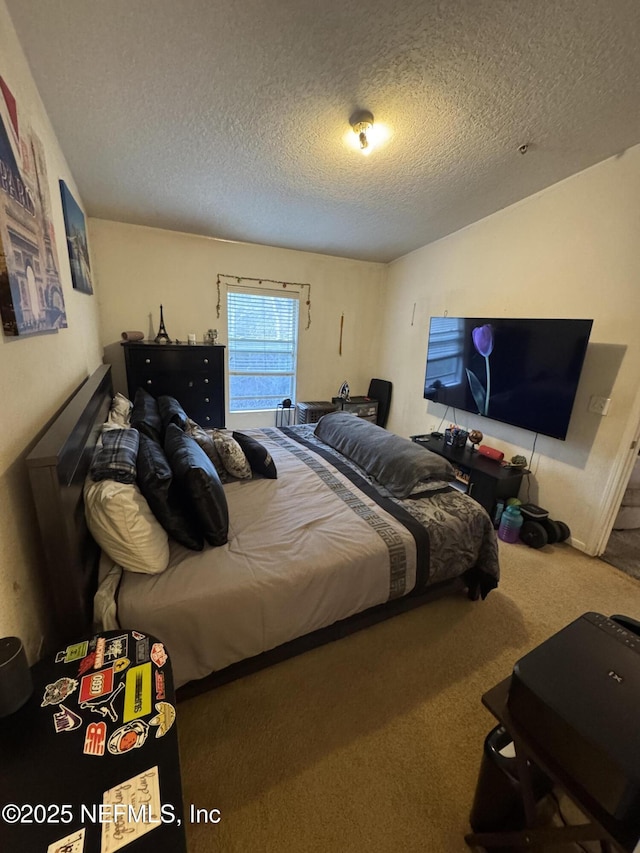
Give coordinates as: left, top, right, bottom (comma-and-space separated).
423, 317, 593, 440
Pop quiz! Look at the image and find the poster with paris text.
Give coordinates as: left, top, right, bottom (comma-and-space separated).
0, 74, 67, 336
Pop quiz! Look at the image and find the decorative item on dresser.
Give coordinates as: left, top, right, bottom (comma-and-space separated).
122, 340, 225, 427
153, 303, 172, 343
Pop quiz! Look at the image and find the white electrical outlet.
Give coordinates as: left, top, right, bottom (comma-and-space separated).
588, 395, 611, 416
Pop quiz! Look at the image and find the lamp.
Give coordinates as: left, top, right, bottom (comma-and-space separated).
350, 110, 374, 150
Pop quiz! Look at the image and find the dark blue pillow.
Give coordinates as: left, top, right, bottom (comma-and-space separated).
158, 395, 188, 432
136, 432, 203, 551
130, 387, 162, 443
164, 424, 229, 548
232, 432, 277, 479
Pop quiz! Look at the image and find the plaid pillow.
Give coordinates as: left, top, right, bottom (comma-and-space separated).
90, 428, 140, 484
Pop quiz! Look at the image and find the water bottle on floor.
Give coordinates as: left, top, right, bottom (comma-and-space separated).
498, 505, 523, 543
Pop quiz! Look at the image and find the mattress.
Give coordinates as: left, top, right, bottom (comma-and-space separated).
108, 425, 499, 686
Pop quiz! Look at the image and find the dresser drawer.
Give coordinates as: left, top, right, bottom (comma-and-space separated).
128, 348, 218, 374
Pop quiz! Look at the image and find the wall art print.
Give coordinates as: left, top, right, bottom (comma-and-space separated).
59, 179, 93, 295
0, 74, 67, 336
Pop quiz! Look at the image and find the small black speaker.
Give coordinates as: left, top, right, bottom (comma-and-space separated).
0, 637, 33, 717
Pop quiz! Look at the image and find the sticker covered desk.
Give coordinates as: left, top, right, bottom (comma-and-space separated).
0, 629, 186, 853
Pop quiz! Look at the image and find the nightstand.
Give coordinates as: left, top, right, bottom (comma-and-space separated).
0, 630, 186, 852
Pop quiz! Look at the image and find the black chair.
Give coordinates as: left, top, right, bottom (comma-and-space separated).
367, 379, 392, 428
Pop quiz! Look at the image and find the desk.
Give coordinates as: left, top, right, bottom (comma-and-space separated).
411, 434, 525, 517
0, 630, 187, 852
465, 678, 640, 852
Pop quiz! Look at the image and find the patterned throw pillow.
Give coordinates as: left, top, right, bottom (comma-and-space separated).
90, 428, 140, 484
212, 430, 252, 480
184, 419, 228, 482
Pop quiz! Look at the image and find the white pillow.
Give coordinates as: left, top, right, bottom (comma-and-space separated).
84, 478, 169, 574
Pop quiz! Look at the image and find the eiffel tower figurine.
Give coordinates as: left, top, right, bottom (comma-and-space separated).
154, 304, 172, 344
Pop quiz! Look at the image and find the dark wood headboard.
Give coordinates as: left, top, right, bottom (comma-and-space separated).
26, 365, 113, 646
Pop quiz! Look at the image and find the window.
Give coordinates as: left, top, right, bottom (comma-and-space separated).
227, 289, 299, 412
424, 317, 465, 389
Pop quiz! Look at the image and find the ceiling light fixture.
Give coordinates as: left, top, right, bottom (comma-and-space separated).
350, 110, 374, 151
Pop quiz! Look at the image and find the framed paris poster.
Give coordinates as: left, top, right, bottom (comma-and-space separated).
0, 74, 67, 336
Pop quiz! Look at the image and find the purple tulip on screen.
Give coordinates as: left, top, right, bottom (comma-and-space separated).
467, 324, 494, 415
472, 324, 494, 357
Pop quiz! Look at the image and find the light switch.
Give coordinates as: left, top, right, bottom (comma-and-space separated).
588, 395, 611, 416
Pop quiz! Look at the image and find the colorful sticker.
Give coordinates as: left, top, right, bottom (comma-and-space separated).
41, 677, 78, 707
79, 681, 125, 722
103, 634, 128, 663
131, 630, 146, 640
83, 721, 107, 756
107, 720, 149, 755
53, 703, 83, 733
47, 828, 85, 853
94, 637, 106, 669
79, 667, 115, 703
64, 641, 89, 663
150, 642, 167, 668
114, 657, 130, 674
78, 651, 96, 676
155, 671, 165, 701
135, 637, 150, 664
149, 701, 176, 738
123, 663, 152, 722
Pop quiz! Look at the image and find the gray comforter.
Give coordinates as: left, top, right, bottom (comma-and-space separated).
111, 422, 499, 687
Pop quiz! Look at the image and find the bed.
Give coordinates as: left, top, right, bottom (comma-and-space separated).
27, 365, 499, 695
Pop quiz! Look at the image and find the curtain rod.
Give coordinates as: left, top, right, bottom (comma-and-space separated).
216, 273, 312, 329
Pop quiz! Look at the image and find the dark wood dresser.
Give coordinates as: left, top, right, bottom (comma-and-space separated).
123, 341, 226, 427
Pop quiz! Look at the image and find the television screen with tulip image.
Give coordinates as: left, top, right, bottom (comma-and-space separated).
424, 317, 593, 440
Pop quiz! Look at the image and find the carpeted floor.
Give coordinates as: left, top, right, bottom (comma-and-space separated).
601, 527, 640, 581
176, 541, 640, 852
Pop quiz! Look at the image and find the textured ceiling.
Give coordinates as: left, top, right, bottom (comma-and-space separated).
6, 0, 640, 263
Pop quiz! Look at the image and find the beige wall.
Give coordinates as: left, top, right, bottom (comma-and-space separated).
0, 0, 103, 659
88, 219, 386, 429
378, 145, 640, 554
